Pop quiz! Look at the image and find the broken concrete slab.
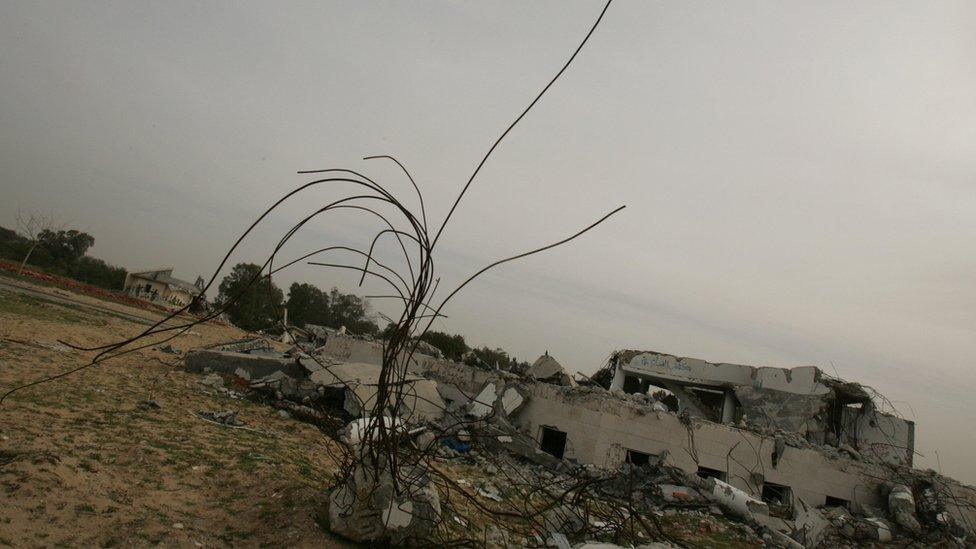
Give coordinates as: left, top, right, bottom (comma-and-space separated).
467, 382, 497, 419
186, 349, 304, 379
328, 462, 440, 544
887, 483, 921, 532
465, 381, 529, 421
863, 517, 893, 542
501, 385, 529, 416
434, 381, 471, 412
790, 498, 829, 548
249, 370, 320, 402
214, 337, 274, 354
700, 477, 769, 520
309, 362, 445, 422
527, 353, 576, 386
733, 386, 829, 438
342, 416, 406, 446
542, 504, 586, 535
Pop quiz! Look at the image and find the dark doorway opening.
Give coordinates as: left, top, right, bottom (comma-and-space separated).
824, 495, 850, 509
622, 375, 651, 395
626, 449, 651, 466
686, 386, 726, 422
539, 426, 567, 459
696, 466, 728, 482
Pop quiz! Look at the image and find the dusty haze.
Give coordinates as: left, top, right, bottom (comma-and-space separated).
1, 1, 974, 484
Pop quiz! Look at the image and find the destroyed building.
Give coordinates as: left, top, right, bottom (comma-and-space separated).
123, 268, 203, 307
608, 350, 915, 467
185, 334, 976, 545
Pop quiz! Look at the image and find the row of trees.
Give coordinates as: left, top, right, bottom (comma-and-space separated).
380, 323, 530, 370
214, 262, 530, 367
215, 262, 381, 335
0, 213, 126, 290
2, 215, 526, 364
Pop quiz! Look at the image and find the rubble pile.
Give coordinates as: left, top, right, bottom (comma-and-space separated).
328, 458, 441, 544
179, 334, 975, 547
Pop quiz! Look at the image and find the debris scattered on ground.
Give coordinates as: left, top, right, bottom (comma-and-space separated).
197, 410, 242, 426
176, 333, 976, 547
154, 344, 180, 355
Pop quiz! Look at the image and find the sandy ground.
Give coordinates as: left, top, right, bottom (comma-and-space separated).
0, 278, 763, 548
0, 281, 354, 548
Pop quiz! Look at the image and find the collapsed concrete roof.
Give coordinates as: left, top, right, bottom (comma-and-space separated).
609, 349, 915, 467
307, 361, 444, 422
185, 348, 445, 422
612, 349, 830, 395
526, 352, 576, 386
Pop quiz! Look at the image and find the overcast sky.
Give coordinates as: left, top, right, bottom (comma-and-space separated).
2, 1, 974, 483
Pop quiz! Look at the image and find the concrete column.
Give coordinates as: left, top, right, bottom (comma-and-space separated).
721, 390, 736, 424
610, 364, 626, 391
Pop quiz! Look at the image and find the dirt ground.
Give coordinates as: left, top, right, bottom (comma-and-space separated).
0, 277, 765, 549
0, 280, 355, 548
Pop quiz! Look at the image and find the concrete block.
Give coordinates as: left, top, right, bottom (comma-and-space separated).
186, 349, 304, 379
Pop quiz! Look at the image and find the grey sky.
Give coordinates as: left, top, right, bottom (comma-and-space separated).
2, 1, 975, 483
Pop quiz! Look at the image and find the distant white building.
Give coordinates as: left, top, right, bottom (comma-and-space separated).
123, 268, 202, 307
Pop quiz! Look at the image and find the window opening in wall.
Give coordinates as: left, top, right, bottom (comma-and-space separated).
622, 375, 650, 395
762, 482, 793, 517
824, 495, 850, 509
625, 449, 651, 466
539, 426, 567, 459
686, 386, 725, 422
696, 466, 727, 481
650, 388, 679, 412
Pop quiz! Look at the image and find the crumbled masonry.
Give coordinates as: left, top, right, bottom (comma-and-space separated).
184, 333, 976, 547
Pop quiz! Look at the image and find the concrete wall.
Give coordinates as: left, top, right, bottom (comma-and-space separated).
320, 337, 386, 365
186, 349, 305, 379
307, 362, 445, 422
843, 407, 915, 466
513, 383, 884, 510
319, 336, 450, 374
414, 357, 499, 395
166, 288, 193, 306
124, 274, 169, 297
615, 350, 830, 395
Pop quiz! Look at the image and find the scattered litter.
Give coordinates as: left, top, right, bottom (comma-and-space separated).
193, 410, 268, 436
155, 344, 180, 355
476, 483, 503, 501
198, 410, 241, 426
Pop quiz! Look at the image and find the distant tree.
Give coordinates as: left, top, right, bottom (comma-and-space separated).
70, 256, 126, 290
216, 263, 283, 331
15, 210, 61, 274
328, 288, 379, 336
0, 222, 128, 291
419, 330, 469, 362
38, 229, 94, 269
464, 346, 511, 370
380, 322, 397, 340
286, 282, 330, 328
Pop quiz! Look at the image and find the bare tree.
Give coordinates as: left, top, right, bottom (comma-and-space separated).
15, 209, 61, 275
